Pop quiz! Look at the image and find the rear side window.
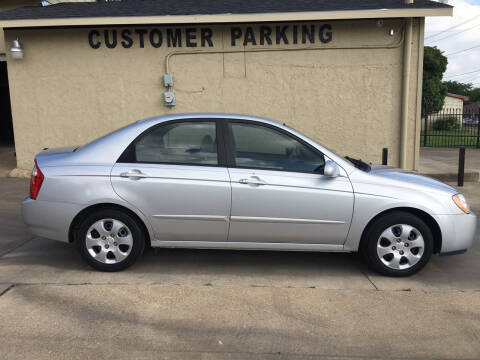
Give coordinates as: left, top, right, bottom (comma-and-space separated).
229, 122, 324, 172
134, 121, 218, 165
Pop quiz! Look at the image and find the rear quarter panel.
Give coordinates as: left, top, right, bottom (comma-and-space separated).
30, 163, 154, 243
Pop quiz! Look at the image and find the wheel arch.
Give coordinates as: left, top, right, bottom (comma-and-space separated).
359, 207, 442, 254
68, 203, 152, 247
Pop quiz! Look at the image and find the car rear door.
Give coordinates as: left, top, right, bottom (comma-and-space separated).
111, 119, 231, 242
224, 120, 354, 245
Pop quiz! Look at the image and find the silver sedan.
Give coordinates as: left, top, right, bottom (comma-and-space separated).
22, 114, 476, 276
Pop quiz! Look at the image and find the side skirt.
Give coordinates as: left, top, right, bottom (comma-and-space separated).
150, 240, 347, 252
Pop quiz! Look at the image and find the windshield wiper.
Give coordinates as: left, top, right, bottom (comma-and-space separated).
345, 156, 371, 172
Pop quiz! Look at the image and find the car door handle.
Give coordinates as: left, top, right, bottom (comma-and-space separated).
239, 177, 267, 185
120, 170, 148, 179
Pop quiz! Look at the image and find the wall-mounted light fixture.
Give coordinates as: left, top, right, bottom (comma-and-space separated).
10, 39, 24, 60
389, 29, 395, 36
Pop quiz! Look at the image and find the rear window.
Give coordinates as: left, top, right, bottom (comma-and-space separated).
134, 121, 218, 165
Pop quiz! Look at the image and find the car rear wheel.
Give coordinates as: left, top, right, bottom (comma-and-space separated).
76, 208, 145, 271
361, 212, 433, 277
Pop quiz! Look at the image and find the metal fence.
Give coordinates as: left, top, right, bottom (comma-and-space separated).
421, 108, 480, 148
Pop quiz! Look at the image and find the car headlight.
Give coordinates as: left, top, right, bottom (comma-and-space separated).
452, 194, 471, 214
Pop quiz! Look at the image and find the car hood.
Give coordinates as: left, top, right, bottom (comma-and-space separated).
368, 165, 458, 195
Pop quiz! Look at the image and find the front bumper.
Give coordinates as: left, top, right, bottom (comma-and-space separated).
22, 198, 81, 243
436, 212, 477, 254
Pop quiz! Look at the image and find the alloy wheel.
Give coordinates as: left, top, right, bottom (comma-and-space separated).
85, 218, 133, 264
376, 224, 425, 270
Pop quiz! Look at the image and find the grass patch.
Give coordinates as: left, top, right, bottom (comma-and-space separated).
421, 128, 479, 147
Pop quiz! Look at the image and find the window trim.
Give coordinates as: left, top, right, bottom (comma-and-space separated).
117, 118, 227, 167
224, 119, 326, 175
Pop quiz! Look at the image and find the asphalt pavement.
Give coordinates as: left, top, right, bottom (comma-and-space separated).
420, 147, 480, 182
0, 177, 479, 359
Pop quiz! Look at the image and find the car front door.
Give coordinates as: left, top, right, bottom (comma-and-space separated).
111, 119, 231, 242
225, 120, 354, 245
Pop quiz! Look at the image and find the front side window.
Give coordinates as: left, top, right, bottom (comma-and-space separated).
135, 121, 218, 165
228, 122, 325, 172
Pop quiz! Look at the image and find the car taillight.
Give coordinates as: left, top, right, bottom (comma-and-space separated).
30, 159, 44, 200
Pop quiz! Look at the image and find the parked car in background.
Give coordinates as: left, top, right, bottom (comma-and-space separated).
463, 115, 479, 126
22, 114, 476, 276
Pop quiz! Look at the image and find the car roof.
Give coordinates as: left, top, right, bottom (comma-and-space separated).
138, 113, 285, 127
37, 112, 356, 176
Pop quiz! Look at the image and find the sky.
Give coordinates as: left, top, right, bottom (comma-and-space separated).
425, 0, 480, 89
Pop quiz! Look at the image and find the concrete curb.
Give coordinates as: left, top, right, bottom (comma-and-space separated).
7, 168, 30, 179
419, 171, 480, 183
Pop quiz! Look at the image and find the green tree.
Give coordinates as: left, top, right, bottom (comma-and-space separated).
422, 46, 448, 115
469, 88, 480, 102
443, 80, 473, 97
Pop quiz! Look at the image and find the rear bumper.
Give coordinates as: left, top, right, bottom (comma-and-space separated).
437, 212, 477, 254
22, 198, 81, 243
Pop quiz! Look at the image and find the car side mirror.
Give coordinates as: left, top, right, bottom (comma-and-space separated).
323, 160, 340, 178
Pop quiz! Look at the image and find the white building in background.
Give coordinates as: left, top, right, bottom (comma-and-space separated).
428, 93, 469, 131
440, 93, 469, 125
442, 93, 469, 114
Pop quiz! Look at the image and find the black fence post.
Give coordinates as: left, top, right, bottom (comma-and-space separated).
476, 112, 480, 148
458, 147, 465, 187
423, 113, 428, 147
382, 148, 388, 165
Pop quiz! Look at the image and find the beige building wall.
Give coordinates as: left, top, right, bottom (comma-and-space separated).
5, 18, 424, 171
0, 0, 40, 54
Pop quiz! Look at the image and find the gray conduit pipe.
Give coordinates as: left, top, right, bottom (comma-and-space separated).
164, 24, 406, 74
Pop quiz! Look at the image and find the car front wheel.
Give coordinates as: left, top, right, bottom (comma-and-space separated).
362, 212, 433, 277
76, 208, 145, 271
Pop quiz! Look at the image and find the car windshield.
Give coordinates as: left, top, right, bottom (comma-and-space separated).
345, 156, 371, 172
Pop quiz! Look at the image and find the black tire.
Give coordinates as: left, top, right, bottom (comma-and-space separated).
361, 211, 433, 277
75, 208, 145, 272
